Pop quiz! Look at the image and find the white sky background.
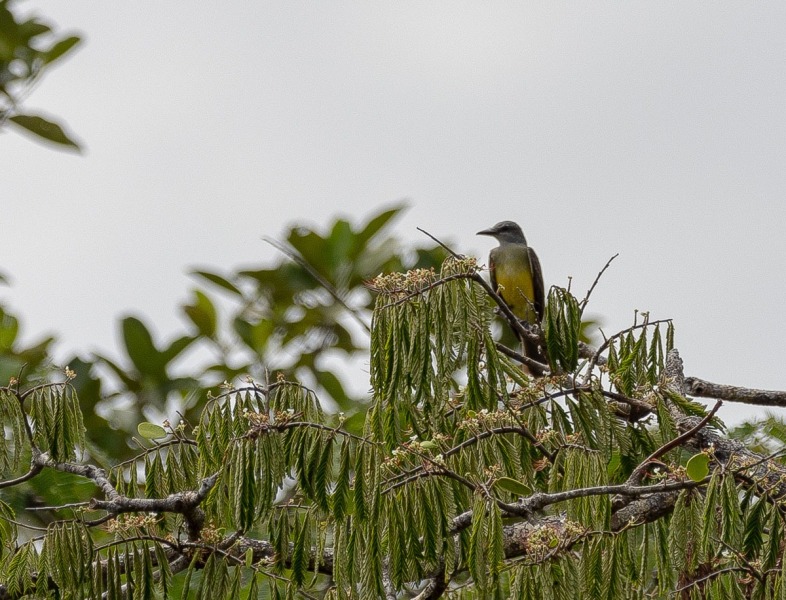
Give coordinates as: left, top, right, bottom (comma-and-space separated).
2, 2, 786, 425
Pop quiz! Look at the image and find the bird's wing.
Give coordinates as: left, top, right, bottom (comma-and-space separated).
488, 247, 499, 293
528, 246, 545, 322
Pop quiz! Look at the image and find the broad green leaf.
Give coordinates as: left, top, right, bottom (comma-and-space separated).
606, 451, 621, 478
328, 218, 354, 268
685, 453, 710, 482
341, 411, 366, 436
96, 355, 137, 388
0, 307, 19, 350
287, 228, 327, 275
121, 316, 164, 377
160, 334, 196, 366
355, 202, 406, 248
183, 290, 217, 337
249, 319, 275, 353
137, 422, 167, 440
315, 369, 350, 408
9, 113, 81, 150
495, 477, 532, 496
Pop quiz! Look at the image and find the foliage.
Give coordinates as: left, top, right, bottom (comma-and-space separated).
0, 0, 81, 150
2, 218, 786, 599
59, 203, 443, 467
0, 203, 446, 494
6, 4, 784, 597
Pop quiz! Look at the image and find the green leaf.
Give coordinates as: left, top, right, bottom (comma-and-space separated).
328, 218, 354, 267
314, 369, 350, 408
249, 319, 275, 353
355, 202, 407, 248
160, 334, 196, 366
183, 290, 217, 337
191, 270, 242, 296
121, 316, 164, 376
495, 477, 531, 496
606, 450, 621, 478
332, 440, 352, 521
291, 515, 309, 587
685, 453, 710, 482
9, 113, 81, 150
43, 35, 81, 64
17, 19, 50, 43
543, 286, 581, 372
96, 355, 137, 389
137, 422, 167, 440
287, 228, 328, 275
742, 496, 766, 556
763, 503, 782, 571
341, 410, 366, 436
0, 307, 19, 350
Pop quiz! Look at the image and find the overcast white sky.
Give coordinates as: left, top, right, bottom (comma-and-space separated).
2, 2, 786, 424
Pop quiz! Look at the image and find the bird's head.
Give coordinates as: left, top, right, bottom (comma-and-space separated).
476, 221, 527, 245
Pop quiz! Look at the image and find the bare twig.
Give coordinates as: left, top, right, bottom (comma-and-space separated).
579, 253, 618, 315
416, 226, 462, 259
25, 500, 91, 512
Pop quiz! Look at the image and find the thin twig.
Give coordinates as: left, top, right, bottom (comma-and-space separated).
415, 227, 462, 259
579, 253, 618, 315
25, 500, 92, 512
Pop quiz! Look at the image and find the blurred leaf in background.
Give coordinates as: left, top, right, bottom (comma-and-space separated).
187, 202, 447, 413
0, 302, 55, 383
0, 204, 445, 470
0, 0, 81, 150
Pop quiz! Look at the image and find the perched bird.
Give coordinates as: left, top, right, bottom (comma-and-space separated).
477, 220, 546, 370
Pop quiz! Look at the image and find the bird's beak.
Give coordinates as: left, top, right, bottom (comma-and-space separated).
476, 227, 495, 236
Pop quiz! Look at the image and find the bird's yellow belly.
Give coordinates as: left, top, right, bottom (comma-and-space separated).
495, 260, 537, 323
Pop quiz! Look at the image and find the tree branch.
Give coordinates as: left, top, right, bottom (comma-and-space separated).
684, 376, 786, 407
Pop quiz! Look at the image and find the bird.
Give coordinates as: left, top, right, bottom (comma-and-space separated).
477, 220, 546, 370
